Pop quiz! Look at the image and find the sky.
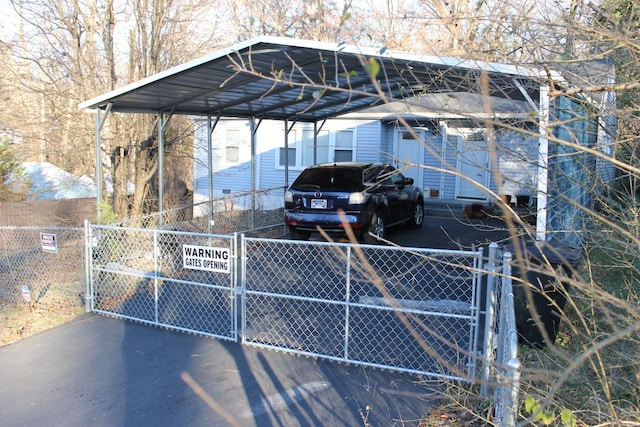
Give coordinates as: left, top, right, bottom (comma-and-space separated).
0, 0, 18, 40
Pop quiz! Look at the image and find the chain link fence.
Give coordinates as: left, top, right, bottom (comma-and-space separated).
0, 226, 86, 345
241, 237, 486, 380
116, 187, 286, 237
492, 251, 521, 426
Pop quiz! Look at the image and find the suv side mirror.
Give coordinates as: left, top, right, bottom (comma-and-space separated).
405, 177, 414, 185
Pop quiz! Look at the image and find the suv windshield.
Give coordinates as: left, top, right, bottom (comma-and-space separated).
292, 167, 364, 192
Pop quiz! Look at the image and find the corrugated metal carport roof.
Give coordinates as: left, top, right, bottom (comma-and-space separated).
79, 36, 555, 121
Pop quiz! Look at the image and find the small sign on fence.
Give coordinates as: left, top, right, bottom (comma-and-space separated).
21, 285, 31, 302
40, 233, 58, 253
182, 244, 230, 273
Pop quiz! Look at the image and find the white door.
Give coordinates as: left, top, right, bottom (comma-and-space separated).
396, 130, 424, 186
456, 135, 489, 200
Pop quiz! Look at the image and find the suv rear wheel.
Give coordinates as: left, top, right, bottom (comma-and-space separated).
289, 230, 310, 240
363, 213, 385, 244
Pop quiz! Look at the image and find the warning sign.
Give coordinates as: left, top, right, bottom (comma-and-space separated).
40, 233, 58, 253
182, 244, 231, 273
21, 285, 31, 302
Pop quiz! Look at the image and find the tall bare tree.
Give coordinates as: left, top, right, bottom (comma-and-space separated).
220, 0, 354, 41
5, 0, 222, 220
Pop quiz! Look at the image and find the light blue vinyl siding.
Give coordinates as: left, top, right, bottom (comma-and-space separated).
353, 121, 382, 163
192, 118, 255, 200
380, 126, 395, 165
192, 117, 544, 207
440, 132, 459, 199
547, 96, 598, 247
195, 119, 386, 197
422, 131, 444, 195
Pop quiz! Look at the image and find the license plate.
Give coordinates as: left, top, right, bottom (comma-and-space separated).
311, 199, 327, 209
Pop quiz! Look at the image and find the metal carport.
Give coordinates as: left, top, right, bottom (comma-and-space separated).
78, 35, 573, 240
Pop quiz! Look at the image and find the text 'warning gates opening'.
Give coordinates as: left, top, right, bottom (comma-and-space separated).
182, 244, 231, 273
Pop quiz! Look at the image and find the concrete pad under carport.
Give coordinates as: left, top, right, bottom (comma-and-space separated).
301, 213, 515, 251
0, 313, 442, 427
388, 214, 514, 250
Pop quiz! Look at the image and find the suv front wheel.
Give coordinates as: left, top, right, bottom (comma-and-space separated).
407, 201, 425, 229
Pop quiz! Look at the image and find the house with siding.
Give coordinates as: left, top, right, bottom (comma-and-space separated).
194, 94, 538, 204
192, 93, 543, 211
193, 82, 615, 249
192, 112, 540, 205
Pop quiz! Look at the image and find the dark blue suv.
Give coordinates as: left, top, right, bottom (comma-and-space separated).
284, 162, 425, 242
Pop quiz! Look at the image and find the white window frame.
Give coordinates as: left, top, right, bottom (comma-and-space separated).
224, 129, 240, 164
275, 126, 355, 170
219, 127, 250, 166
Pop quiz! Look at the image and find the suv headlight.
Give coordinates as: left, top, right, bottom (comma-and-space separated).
348, 191, 367, 204
284, 190, 293, 203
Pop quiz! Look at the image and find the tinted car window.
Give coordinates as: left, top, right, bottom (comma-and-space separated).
375, 167, 396, 186
292, 167, 363, 191
391, 171, 405, 186
362, 166, 380, 184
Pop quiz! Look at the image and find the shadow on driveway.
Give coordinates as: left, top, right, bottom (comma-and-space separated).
0, 313, 440, 427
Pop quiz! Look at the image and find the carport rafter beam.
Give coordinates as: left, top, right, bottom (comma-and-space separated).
536, 84, 550, 241
217, 73, 390, 120
201, 81, 303, 117
253, 89, 383, 121
159, 69, 254, 111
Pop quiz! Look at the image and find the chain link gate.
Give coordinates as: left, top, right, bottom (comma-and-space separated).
87, 223, 238, 341
86, 223, 489, 380
240, 237, 485, 381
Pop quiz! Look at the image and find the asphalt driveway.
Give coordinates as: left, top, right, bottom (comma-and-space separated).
387, 215, 512, 250
0, 313, 442, 427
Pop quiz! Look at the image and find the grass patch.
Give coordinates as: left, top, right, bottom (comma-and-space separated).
423, 227, 640, 425
0, 300, 85, 346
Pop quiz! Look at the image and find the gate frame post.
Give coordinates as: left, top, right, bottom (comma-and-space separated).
480, 242, 499, 396
83, 219, 93, 312
237, 233, 245, 343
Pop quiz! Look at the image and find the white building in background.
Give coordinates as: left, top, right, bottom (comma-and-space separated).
21, 162, 134, 201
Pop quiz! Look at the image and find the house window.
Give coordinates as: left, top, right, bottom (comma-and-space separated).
279, 146, 296, 167
225, 130, 240, 163
276, 127, 354, 169
334, 130, 353, 162
278, 130, 298, 167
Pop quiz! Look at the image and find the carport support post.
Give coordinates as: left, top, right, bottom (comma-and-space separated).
207, 113, 221, 232
250, 117, 257, 230
94, 104, 111, 223
480, 242, 499, 396
208, 115, 214, 229
157, 110, 173, 227
536, 84, 550, 241
284, 118, 289, 188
